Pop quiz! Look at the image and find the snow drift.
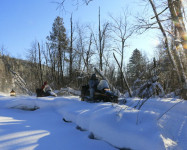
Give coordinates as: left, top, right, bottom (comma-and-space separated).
0, 94, 186, 150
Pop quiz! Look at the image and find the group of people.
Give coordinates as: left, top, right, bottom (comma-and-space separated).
38, 73, 108, 98
36, 81, 56, 97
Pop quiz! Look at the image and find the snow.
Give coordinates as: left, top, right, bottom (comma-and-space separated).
0, 93, 187, 150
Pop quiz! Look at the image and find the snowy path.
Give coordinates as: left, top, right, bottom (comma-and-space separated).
0, 107, 117, 150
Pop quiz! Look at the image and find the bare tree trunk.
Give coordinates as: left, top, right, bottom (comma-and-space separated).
47, 43, 56, 82
85, 33, 93, 73
38, 42, 43, 85
113, 53, 132, 97
168, 0, 187, 52
98, 7, 103, 71
149, 0, 182, 86
97, 7, 109, 71
58, 46, 61, 86
168, 0, 187, 88
110, 11, 134, 92
69, 14, 73, 80
62, 50, 65, 84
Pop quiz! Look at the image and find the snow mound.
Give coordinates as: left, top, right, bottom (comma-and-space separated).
0, 95, 186, 150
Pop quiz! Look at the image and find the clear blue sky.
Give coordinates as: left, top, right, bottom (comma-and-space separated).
0, 0, 158, 60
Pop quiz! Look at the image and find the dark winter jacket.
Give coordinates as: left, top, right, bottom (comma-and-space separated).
89, 74, 99, 90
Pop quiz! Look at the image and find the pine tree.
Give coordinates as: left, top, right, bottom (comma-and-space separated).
46, 16, 68, 87
127, 49, 147, 87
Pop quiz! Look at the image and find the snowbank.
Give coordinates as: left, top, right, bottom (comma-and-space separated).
0, 95, 186, 150
56, 99, 164, 150
57, 88, 81, 96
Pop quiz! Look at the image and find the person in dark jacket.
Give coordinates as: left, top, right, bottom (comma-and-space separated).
36, 81, 48, 97
41, 81, 48, 91
39, 81, 56, 97
89, 74, 99, 99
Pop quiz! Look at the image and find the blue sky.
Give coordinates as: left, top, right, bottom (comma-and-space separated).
0, 0, 59, 58
0, 0, 158, 60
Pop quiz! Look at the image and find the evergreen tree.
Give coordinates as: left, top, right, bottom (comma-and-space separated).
46, 16, 68, 87
127, 49, 147, 86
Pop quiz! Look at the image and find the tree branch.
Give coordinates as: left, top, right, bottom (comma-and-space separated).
151, 7, 169, 19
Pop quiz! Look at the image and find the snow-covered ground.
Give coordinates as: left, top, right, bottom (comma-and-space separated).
0, 93, 186, 150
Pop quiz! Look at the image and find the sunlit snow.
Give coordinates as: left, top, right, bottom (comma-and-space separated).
0, 94, 186, 150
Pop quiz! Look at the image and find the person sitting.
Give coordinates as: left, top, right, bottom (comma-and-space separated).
89, 74, 99, 99
41, 81, 47, 91
41, 81, 55, 96
36, 81, 55, 97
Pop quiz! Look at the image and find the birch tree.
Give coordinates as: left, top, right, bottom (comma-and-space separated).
147, 0, 187, 97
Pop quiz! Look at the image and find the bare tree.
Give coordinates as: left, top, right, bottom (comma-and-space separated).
92, 7, 109, 71
75, 23, 94, 73
84, 32, 94, 73
110, 9, 134, 70
26, 40, 42, 88
110, 9, 135, 90
75, 23, 86, 70
46, 42, 57, 82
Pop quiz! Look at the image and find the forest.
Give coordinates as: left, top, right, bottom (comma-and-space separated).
0, 1, 187, 149
0, 0, 187, 99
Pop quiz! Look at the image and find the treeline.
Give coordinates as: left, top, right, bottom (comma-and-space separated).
1, 0, 187, 99
25, 12, 186, 99
25, 13, 141, 92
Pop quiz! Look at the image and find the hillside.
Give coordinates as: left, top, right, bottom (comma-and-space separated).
0, 55, 48, 95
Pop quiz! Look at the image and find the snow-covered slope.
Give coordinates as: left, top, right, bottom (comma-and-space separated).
0, 94, 186, 150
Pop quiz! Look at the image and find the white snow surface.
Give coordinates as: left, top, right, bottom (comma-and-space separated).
0, 93, 187, 150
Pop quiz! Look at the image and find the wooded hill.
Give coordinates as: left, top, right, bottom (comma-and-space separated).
0, 54, 88, 95
0, 55, 49, 94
